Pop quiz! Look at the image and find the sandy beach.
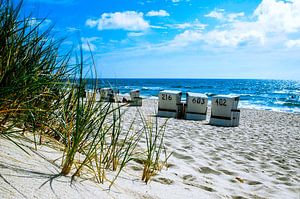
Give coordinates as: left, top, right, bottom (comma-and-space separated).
1, 99, 300, 199
2, 0, 300, 198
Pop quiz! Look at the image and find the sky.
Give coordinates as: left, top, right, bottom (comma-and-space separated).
19, 0, 300, 80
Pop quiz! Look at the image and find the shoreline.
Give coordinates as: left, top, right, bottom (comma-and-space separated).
118, 94, 300, 115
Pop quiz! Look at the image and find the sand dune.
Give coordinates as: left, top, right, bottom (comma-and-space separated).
1, 99, 299, 199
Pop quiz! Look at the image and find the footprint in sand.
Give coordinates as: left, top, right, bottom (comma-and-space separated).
259, 162, 270, 169
276, 176, 290, 182
172, 151, 194, 162
246, 180, 263, 185
177, 148, 188, 153
130, 165, 143, 171
153, 177, 174, 185
279, 164, 290, 170
198, 185, 216, 192
231, 196, 247, 199
198, 166, 221, 175
165, 163, 177, 168
211, 156, 222, 161
245, 155, 256, 161
183, 181, 216, 192
182, 174, 196, 181
229, 178, 238, 183
234, 160, 245, 165
219, 169, 237, 176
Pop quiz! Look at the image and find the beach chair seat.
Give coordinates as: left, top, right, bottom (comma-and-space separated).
185, 92, 208, 120
100, 88, 114, 102
209, 95, 240, 127
157, 90, 182, 118
129, 89, 142, 106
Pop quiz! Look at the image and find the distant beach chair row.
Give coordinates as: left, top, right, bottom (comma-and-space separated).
129, 89, 143, 106
90, 88, 143, 106
85, 88, 240, 127
157, 90, 240, 127
98, 88, 115, 102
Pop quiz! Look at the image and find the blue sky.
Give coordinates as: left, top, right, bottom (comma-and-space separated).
21, 0, 300, 79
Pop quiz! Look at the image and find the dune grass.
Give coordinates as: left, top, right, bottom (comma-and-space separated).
139, 112, 172, 184
0, 0, 170, 188
0, 0, 70, 138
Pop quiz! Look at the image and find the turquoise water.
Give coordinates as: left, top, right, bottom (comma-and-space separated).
87, 79, 300, 113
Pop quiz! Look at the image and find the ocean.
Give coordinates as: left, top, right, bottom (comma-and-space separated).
86, 79, 300, 114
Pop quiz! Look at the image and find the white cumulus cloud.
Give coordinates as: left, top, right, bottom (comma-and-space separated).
286, 39, 300, 48
146, 10, 170, 17
168, 19, 207, 30
66, 27, 80, 32
227, 12, 245, 22
172, 30, 203, 46
28, 18, 52, 28
205, 9, 225, 20
175, 0, 300, 48
254, 0, 300, 33
85, 19, 98, 28
81, 37, 101, 51
205, 9, 244, 22
205, 29, 265, 47
127, 32, 145, 37
86, 11, 150, 31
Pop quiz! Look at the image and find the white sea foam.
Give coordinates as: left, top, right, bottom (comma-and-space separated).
273, 90, 290, 94
148, 96, 158, 100
274, 101, 285, 105
142, 86, 162, 90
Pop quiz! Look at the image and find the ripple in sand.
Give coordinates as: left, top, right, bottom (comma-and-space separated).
276, 176, 290, 182
183, 145, 193, 150
177, 148, 188, 153
183, 182, 216, 192
246, 180, 263, 185
283, 182, 293, 186
182, 174, 196, 181
271, 161, 280, 166
275, 158, 286, 163
219, 169, 237, 176
245, 155, 256, 161
232, 196, 247, 199
133, 158, 144, 165
211, 156, 222, 161
234, 160, 245, 165
198, 185, 215, 192
259, 162, 270, 169
279, 164, 290, 170
172, 151, 194, 162
165, 163, 176, 168
198, 166, 221, 175
229, 179, 237, 183
153, 177, 174, 185
130, 165, 143, 171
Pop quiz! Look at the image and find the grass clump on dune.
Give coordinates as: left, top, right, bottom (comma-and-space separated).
0, 0, 171, 188
139, 113, 172, 184
48, 46, 143, 187
0, 0, 69, 140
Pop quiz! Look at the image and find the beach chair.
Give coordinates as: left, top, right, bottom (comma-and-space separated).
100, 88, 114, 102
185, 92, 208, 120
209, 95, 240, 127
157, 90, 182, 118
129, 89, 142, 106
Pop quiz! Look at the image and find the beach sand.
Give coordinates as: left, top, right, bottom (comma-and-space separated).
1, 99, 300, 199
